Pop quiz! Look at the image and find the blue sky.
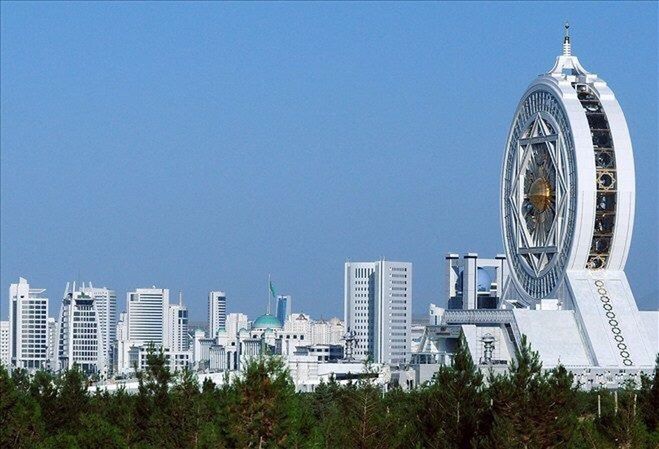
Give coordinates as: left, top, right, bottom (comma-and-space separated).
1, 2, 657, 322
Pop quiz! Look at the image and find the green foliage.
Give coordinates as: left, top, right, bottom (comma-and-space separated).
227, 356, 296, 448
2, 348, 658, 448
481, 335, 580, 449
0, 364, 43, 449
417, 335, 486, 449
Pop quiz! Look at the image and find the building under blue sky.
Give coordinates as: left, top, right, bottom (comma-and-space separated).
1, 2, 656, 321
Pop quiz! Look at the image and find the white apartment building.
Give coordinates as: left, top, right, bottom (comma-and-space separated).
167, 294, 189, 352
0, 321, 9, 367
208, 291, 227, 338
81, 284, 116, 368
344, 260, 412, 366
127, 287, 169, 346
310, 317, 344, 346
57, 283, 107, 374
9, 277, 49, 370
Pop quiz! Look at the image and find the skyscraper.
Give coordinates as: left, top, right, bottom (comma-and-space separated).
344, 260, 412, 366
276, 295, 292, 326
57, 282, 106, 374
0, 321, 9, 367
81, 284, 116, 369
168, 293, 189, 352
9, 277, 49, 370
208, 291, 227, 338
127, 287, 169, 346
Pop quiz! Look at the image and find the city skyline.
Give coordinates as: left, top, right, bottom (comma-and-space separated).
1, 3, 657, 323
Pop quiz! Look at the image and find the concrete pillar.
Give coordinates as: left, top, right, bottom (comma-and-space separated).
463, 253, 478, 310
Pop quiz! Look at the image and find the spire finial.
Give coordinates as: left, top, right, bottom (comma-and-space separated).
563, 21, 571, 56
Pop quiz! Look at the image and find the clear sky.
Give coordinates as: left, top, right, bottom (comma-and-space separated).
1, 2, 657, 322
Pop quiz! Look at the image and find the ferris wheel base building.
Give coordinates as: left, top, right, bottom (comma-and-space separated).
413, 27, 658, 389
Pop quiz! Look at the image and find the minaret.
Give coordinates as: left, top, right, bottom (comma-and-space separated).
562, 21, 571, 56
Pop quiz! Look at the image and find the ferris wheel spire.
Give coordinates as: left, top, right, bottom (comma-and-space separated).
563, 21, 571, 56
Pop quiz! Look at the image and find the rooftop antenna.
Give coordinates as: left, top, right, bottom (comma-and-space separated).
563, 21, 571, 56
179, 290, 183, 306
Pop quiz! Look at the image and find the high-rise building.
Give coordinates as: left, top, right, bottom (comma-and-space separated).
57, 283, 107, 374
46, 318, 57, 370
9, 277, 49, 370
127, 287, 169, 346
276, 295, 292, 326
81, 284, 116, 369
208, 291, 227, 338
0, 321, 9, 367
168, 293, 189, 352
344, 260, 412, 366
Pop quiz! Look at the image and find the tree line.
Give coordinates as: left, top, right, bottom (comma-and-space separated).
1, 337, 657, 449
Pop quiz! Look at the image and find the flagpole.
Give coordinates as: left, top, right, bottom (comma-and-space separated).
267, 274, 271, 315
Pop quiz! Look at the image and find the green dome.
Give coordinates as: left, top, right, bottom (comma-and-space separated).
253, 313, 282, 329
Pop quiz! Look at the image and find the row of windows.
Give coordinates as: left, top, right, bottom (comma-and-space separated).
354, 268, 374, 278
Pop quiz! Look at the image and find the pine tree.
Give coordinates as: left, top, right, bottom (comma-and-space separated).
638, 354, 659, 434
29, 370, 58, 436
483, 335, 579, 449
417, 334, 486, 449
228, 356, 296, 448
0, 364, 44, 449
55, 366, 90, 435
170, 368, 201, 448
596, 383, 649, 449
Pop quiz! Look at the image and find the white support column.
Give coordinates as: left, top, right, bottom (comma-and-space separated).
463, 253, 478, 310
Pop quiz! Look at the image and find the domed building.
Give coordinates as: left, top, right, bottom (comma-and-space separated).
252, 313, 283, 331
238, 313, 283, 358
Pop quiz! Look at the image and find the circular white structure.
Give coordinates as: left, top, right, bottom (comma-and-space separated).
501, 25, 635, 302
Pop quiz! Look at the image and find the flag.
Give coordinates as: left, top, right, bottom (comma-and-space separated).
269, 279, 276, 298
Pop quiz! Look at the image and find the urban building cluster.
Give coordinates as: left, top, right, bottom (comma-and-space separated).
3, 27, 659, 394
1, 258, 415, 390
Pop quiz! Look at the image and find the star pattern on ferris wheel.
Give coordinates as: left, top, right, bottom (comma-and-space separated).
508, 113, 569, 277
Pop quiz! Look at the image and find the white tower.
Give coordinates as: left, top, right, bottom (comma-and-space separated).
81, 284, 116, 370
168, 292, 189, 352
208, 291, 227, 338
344, 259, 412, 365
500, 24, 654, 369
9, 278, 49, 370
126, 287, 169, 347
57, 282, 107, 374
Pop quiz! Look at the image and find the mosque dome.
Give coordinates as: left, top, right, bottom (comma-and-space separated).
456, 268, 492, 293
253, 313, 282, 330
